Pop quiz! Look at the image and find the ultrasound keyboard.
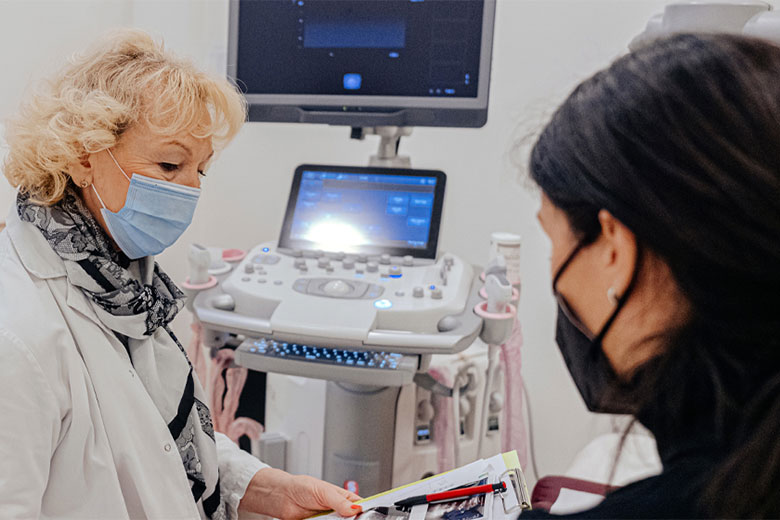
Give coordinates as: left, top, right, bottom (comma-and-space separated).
235, 337, 419, 386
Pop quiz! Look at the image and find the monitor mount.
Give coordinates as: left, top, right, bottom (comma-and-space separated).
350, 126, 414, 169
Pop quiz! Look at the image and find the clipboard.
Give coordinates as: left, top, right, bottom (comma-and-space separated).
313, 452, 532, 520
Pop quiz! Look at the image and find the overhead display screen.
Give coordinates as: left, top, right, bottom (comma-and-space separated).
236, 0, 484, 99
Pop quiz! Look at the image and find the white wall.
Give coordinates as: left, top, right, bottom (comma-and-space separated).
1, 0, 696, 483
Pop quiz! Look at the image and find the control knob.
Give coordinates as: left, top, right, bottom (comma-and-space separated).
489, 392, 504, 413
212, 294, 235, 312
416, 400, 435, 423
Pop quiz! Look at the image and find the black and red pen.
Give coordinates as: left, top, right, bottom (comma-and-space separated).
394, 482, 507, 509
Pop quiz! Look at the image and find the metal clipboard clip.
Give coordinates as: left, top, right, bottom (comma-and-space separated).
498, 468, 532, 514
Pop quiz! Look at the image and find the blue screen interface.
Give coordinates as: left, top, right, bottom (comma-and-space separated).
290, 170, 438, 252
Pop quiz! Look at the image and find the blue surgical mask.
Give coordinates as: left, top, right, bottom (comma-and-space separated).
91, 149, 201, 259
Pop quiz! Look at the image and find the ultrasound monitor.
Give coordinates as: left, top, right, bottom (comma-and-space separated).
227, 0, 496, 128
279, 165, 446, 259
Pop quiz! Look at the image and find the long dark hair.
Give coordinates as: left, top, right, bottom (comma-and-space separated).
530, 33, 780, 518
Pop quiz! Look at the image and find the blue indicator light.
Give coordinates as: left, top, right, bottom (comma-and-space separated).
343, 73, 362, 90
389, 274, 402, 279
389, 52, 399, 58
262, 247, 270, 253
374, 299, 393, 309
445, 88, 455, 95
430, 285, 436, 290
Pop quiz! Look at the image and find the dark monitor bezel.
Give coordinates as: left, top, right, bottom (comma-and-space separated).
279, 164, 447, 259
227, 0, 496, 128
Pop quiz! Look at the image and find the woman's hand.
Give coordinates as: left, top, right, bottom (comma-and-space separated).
239, 467, 363, 520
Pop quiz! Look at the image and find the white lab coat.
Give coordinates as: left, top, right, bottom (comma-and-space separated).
0, 208, 267, 519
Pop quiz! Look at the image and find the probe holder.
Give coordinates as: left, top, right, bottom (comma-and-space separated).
474, 301, 517, 346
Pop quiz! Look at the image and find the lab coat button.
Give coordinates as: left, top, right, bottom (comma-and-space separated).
164, 443, 172, 452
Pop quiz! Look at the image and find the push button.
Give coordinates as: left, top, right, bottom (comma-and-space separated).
293, 279, 310, 293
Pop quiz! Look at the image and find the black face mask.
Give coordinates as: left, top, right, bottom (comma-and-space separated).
552, 240, 639, 414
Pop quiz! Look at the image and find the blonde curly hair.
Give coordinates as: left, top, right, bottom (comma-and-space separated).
2, 29, 246, 205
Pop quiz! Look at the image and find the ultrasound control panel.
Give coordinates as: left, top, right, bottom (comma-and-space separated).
192, 164, 484, 385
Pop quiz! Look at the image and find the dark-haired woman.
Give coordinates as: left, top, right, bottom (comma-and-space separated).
524, 33, 780, 518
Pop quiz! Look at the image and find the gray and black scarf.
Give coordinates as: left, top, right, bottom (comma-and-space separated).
18, 186, 227, 519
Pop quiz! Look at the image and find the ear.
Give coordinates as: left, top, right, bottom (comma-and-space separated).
69, 152, 95, 187
597, 209, 638, 298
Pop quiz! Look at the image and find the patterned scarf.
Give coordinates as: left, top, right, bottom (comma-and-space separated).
18, 186, 228, 519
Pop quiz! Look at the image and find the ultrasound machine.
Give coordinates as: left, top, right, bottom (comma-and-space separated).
188, 0, 509, 496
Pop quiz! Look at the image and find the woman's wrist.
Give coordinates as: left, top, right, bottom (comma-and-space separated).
238, 467, 295, 515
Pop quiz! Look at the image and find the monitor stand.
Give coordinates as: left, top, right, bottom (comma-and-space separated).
351, 126, 413, 168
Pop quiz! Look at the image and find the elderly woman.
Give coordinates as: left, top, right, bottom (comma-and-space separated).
0, 30, 361, 519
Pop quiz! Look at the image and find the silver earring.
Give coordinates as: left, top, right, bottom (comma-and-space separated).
607, 287, 619, 306
80, 180, 89, 188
